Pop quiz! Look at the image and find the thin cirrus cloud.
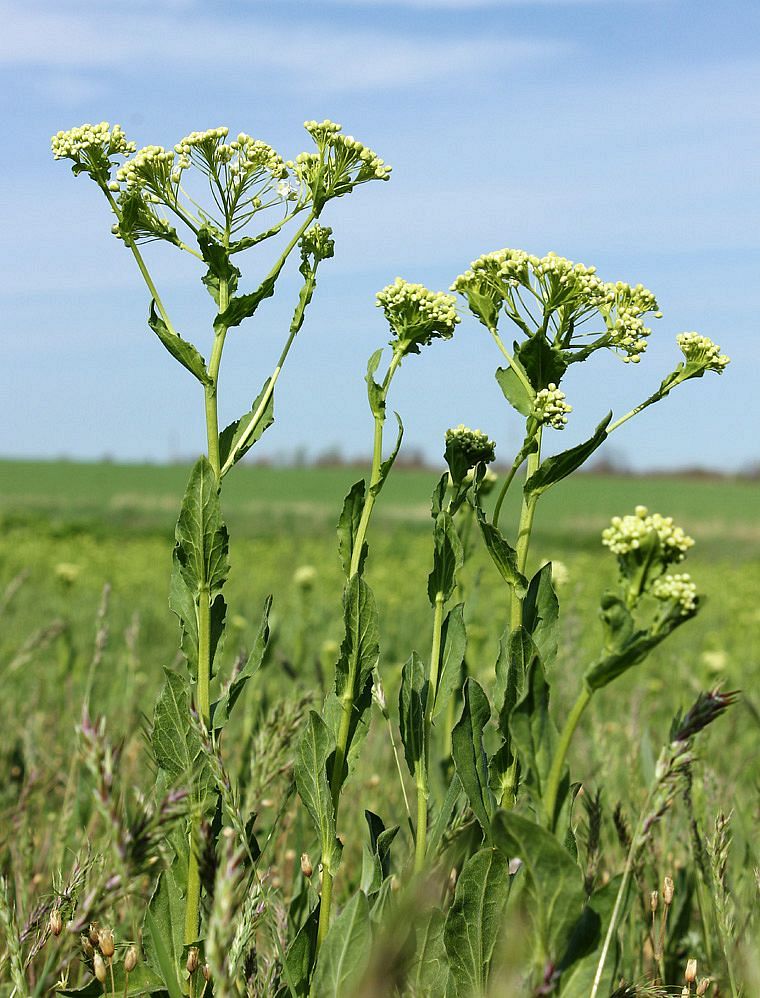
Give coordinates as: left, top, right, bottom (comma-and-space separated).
1, 2, 569, 92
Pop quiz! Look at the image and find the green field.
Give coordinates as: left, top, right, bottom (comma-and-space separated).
1, 459, 759, 994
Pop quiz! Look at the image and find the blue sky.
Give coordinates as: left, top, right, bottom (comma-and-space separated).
2, 0, 758, 471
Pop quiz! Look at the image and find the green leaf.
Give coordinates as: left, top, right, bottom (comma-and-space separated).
211, 595, 272, 730
328, 576, 380, 790
508, 640, 559, 811
218, 379, 274, 472
408, 908, 449, 996
360, 810, 399, 896
311, 891, 371, 998
495, 365, 533, 417
57, 964, 167, 996
143, 843, 187, 998
214, 274, 277, 332
443, 848, 510, 997
522, 564, 559, 667
524, 413, 612, 497
432, 604, 467, 720
371, 411, 404, 497
147, 300, 211, 386
294, 711, 342, 874
283, 904, 320, 997
558, 876, 623, 992
151, 671, 213, 799
451, 678, 494, 837
474, 507, 528, 597
399, 651, 426, 776
174, 457, 229, 600
430, 472, 449, 519
337, 479, 367, 578
427, 774, 463, 858
489, 628, 525, 800
365, 348, 386, 419
197, 227, 241, 304
515, 334, 568, 391
169, 554, 226, 681
491, 810, 585, 966
428, 511, 464, 604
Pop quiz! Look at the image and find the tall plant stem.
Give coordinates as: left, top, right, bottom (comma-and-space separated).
544, 684, 593, 829
317, 353, 400, 949
415, 592, 445, 872
510, 428, 542, 630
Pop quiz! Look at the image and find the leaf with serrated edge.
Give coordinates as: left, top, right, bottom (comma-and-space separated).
428, 511, 464, 604
475, 507, 528, 597
211, 595, 272, 729
522, 564, 559, 668
174, 457, 229, 600
310, 891, 371, 998
491, 810, 585, 965
294, 711, 342, 874
147, 300, 211, 385
409, 908, 449, 996
444, 848, 510, 996
432, 604, 466, 720
451, 678, 494, 836
337, 479, 366, 578
524, 413, 612, 496
218, 378, 274, 471
399, 651, 426, 776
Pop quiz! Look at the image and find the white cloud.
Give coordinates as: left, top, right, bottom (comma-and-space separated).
0, 2, 568, 91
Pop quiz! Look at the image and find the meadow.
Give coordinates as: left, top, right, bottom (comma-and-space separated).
1, 458, 758, 995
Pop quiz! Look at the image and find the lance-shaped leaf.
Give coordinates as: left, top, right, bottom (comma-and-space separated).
337, 479, 367, 578
371, 411, 404, 497
427, 774, 463, 858
283, 904, 321, 998
524, 413, 612, 497
151, 671, 214, 800
495, 364, 533, 417
489, 628, 526, 800
474, 506, 528, 598
168, 554, 226, 681
294, 711, 342, 875
516, 333, 569, 391
508, 640, 560, 811
310, 891, 371, 998
143, 831, 187, 998
557, 876, 623, 993
399, 651, 426, 776
432, 603, 467, 720
360, 810, 399, 896
443, 848, 510, 997
365, 348, 386, 419
409, 908, 449, 996
213, 275, 278, 332
491, 810, 585, 969
451, 678, 494, 836
428, 511, 464, 604
147, 300, 211, 386
211, 595, 272, 730
522, 564, 560, 667
218, 378, 274, 473
327, 576, 380, 790
174, 457, 229, 601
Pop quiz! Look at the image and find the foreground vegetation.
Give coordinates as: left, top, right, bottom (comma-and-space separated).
0, 118, 757, 997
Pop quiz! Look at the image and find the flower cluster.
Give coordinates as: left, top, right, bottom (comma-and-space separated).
532, 384, 572, 429
652, 573, 698, 615
602, 506, 695, 562
51, 122, 135, 181
676, 332, 730, 373
452, 248, 661, 363
599, 282, 661, 363
292, 120, 390, 208
376, 279, 459, 354
300, 224, 335, 266
445, 425, 496, 466
117, 145, 175, 195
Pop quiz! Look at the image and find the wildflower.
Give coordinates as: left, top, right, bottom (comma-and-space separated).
93, 952, 107, 984
541, 559, 570, 587
51, 122, 135, 182
299, 224, 335, 266
532, 384, 572, 429
276, 179, 298, 200
293, 120, 390, 207
49, 909, 63, 936
663, 875, 675, 905
124, 946, 138, 973
652, 573, 698, 614
186, 947, 199, 974
685, 958, 698, 984
696, 978, 711, 995
300, 853, 314, 878
98, 927, 115, 958
376, 279, 459, 355
650, 890, 658, 912
602, 506, 694, 562
444, 425, 496, 473
676, 332, 730, 373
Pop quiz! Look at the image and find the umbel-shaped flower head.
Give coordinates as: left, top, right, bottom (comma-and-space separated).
602, 505, 695, 603
292, 120, 391, 211
531, 384, 572, 429
676, 332, 730, 374
51, 122, 136, 183
444, 424, 496, 484
376, 279, 459, 356
452, 248, 662, 366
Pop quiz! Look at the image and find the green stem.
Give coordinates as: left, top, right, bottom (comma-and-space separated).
489, 327, 534, 398
415, 592, 445, 872
544, 684, 593, 829
492, 457, 521, 530
316, 867, 333, 950
509, 429, 543, 630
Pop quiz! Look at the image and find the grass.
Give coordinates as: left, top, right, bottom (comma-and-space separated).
1, 459, 758, 994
